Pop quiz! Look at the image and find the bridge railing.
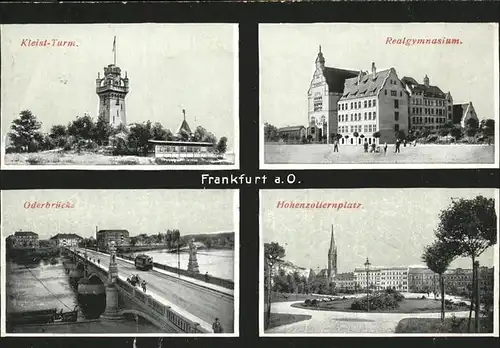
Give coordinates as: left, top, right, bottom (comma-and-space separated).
117, 253, 234, 290
116, 277, 206, 333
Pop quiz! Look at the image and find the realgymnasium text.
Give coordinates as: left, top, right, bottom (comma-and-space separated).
276, 201, 362, 210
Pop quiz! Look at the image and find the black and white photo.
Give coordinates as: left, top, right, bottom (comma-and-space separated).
1, 189, 239, 336
260, 188, 498, 336
1, 24, 238, 169
260, 23, 498, 169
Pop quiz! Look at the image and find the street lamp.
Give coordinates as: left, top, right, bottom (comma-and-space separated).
364, 257, 371, 312
177, 239, 180, 278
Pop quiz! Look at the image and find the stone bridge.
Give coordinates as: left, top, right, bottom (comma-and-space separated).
62, 246, 218, 333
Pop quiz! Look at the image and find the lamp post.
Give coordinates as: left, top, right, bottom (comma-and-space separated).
177, 240, 180, 278
364, 257, 371, 312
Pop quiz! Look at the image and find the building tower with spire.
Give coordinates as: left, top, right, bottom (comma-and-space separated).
96, 36, 129, 127
327, 225, 338, 282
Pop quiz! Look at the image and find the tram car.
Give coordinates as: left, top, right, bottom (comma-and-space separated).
134, 254, 153, 271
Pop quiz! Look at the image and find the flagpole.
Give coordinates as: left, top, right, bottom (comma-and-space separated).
113, 36, 116, 65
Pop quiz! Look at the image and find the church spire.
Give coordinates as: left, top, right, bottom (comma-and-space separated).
329, 224, 335, 253
315, 45, 325, 70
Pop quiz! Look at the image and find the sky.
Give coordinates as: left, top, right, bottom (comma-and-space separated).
260, 23, 499, 128
1, 23, 237, 150
2, 189, 236, 240
262, 188, 498, 273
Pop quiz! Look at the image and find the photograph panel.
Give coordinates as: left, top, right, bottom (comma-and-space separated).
1, 23, 239, 170
1, 189, 239, 336
260, 188, 499, 336
260, 23, 499, 169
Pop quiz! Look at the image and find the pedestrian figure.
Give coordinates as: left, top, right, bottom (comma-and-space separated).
383, 142, 388, 155
141, 280, 147, 293
403, 139, 407, 147
333, 139, 339, 152
97, 259, 100, 265
395, 139, 401, 153
205, 272, 209, 282
212, 317, 223, 333
413, 139, 417, 147
370, 143, 376, 153
363, 141, 368, 153
488, 137, 492, 146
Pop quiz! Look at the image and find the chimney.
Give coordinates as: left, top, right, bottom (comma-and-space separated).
371, 62, 376, 78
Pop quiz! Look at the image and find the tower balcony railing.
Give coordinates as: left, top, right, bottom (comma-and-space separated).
96, 85, 129, 94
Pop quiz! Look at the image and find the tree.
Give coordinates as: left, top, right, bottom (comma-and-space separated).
372, 131, 381, 140
264, 242, 285, 328
8, 110, 44, 152
151, 122, 173, 141
439, 128, 450, 137
94, 114, 112, 145
68, 114, 95, 140
264, 122, 279, 142
422, 241, 455, 321
435, 196, 497, 332
216, 136, 228, 154
449, 126, 462, 140
128, 121, 153, 156
466, 118, 479, 130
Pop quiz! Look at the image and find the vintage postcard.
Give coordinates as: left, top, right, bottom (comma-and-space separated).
0, 23, 239, 170
260, 23, 499, 169
1, 189, 239, 336
260, 188, 499, 336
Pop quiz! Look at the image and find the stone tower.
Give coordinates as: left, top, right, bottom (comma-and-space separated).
327, 225, 337, 282
96, 37, 129, 127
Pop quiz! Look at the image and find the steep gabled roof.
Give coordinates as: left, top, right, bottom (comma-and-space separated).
176, 119, 192, 135
401, 76, 446, 98
340, 69, 393, 100
322, 67, 359, 93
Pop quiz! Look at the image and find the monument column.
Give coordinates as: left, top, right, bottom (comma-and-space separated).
187, 239, 200, 274
101, 241, 122, 320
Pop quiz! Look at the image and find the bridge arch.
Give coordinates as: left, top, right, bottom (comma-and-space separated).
120, 309, 169, 332
88, 272, 107, 285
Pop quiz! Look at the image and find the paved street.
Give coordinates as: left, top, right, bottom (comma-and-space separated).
265, 301, 469, 334
79, 249, 234, 333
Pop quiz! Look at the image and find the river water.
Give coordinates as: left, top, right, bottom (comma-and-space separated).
6, 258, 78, 314
138, 249, 234, 281
5, 257, 163, 332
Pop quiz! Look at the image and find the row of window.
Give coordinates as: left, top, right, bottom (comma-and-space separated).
339, 98, 377, 111
411, 107, 448, 116
339, 111, 377, 122
412, 98, 449, 107
338, 124, 377, 134
411, 116, 448, 125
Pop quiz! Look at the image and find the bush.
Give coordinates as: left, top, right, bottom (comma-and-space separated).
310, 299, 317, 306
304, 299, 311, 306
425, 134, 439, 143
351, 292, 401, 311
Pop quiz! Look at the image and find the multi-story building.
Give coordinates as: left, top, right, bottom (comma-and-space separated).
408, 267, 439, 293
401, 75, 453, 134
453, 102, 479, 128
50, 233, 83, 247
333, 272, 357, 292
96, 229, 130, 250
354, 266, 409, 292
307, 46, 358, 144
337, 62, 409, 145
8, 231, 40, 249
